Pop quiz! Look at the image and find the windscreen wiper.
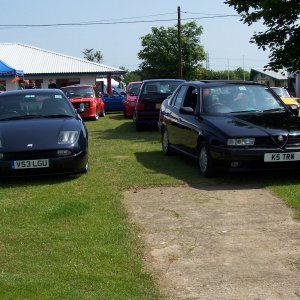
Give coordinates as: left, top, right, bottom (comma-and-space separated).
0, 114, 45, 121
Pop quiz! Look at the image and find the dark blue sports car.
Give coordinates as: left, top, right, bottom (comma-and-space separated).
0, 89, 88, 176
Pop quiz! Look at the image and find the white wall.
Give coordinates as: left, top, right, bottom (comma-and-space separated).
4, 79, 19, 91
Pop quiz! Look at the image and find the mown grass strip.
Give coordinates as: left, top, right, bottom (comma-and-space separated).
0, 112, 299, 299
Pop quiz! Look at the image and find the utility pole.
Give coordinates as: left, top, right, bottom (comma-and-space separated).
177, 6, 183, 79
227, 57, 230, 80
206, 52, 210, 70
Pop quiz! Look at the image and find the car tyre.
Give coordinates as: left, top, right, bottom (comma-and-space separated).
93, 111, 99, 121
198, 142, 215, 177
99, 108, 106, 117
162, 127, 173, 155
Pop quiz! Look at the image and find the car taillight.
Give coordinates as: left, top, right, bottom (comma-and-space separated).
136, 101, 145, 110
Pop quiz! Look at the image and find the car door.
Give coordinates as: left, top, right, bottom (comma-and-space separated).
174, 85, 200, 156
167, 85, 189, 147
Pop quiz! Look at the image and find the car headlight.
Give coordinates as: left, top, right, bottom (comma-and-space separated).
227, 138, 255, 146
58, 131, 79, 144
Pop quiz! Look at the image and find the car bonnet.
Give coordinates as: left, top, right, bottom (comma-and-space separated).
203, 112, 300, 137
0, 118, 82, 152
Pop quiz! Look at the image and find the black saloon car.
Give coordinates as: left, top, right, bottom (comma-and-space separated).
158, 80, 300, 176
133, 79, 184, 131
0, 89, 88, 176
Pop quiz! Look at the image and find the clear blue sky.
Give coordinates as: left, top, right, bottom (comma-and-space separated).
1, 0, 270, 71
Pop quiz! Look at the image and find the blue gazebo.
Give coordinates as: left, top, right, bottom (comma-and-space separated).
0, 60, 23, 78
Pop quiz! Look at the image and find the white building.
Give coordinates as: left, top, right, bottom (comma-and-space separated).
0, 43, 125, 91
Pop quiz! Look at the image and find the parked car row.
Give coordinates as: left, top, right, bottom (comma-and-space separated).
1, 80, 300, 178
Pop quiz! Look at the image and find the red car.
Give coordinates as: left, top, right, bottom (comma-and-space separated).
61, 85, 105, 120
123, 81, 142, 118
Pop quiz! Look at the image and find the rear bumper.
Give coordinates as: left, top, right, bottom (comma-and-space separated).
135, 110, 160, 124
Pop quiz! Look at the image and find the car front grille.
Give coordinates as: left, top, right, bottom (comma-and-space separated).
3, 150, 61, 160
255, 135, 300, 148
72, 102, 90, 109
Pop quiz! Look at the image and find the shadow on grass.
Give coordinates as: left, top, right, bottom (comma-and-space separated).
134, 150, 300, 191
0, 173, 79, 188
89, 120, 160, 141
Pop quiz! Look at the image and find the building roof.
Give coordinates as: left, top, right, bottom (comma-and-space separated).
0, 43, 124, 76
250, 68, 287, 81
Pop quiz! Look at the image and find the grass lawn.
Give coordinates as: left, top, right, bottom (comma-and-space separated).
0, 112, 299, 299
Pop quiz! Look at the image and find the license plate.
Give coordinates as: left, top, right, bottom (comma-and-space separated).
264, 152, 300, 162
11, 159, 49, 169
155, 103, 161, 109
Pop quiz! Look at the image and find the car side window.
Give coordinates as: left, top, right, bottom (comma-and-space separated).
182, 86, 198, 110
173, 86, 188, 109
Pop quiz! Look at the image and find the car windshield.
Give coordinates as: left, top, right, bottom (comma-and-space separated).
142, 81, 182, 96
202, 84, 286, 113
62, 87, 94, 98
271, 87, 290, 98
0, 93, 75, 120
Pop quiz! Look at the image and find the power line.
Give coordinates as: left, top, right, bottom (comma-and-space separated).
0, 14, 239, 29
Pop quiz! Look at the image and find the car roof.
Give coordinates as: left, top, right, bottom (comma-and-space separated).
0, 89, 65, 96
142, 79, 185, 84
61, 85, 95, 88
180, 80, 266, 88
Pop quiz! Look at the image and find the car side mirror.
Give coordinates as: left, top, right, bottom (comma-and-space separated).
180, 106, 194, 115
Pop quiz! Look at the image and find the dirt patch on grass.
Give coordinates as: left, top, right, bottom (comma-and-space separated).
123, 184, 300, 299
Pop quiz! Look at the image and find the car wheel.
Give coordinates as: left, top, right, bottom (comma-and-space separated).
162, 128, 173, 155
100, 108, 106, 117
132, 111, 137, 123
93, 111, 99, 121
198, 142, 215, 177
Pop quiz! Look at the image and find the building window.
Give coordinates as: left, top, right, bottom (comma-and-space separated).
56, 78, 80, 88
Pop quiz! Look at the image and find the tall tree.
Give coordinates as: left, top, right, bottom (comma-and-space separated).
225, 0, 300, 73
83, 48, 103, 63
138, 21, 206, 80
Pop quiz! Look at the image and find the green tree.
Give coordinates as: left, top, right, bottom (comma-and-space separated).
83, 48, 103, 63
123, 71, 142, 84
196, 67, 249, 80
138, 21, 206, 80
225, 0, 300, 73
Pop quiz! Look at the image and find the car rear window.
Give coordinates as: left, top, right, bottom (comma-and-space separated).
141, 81, 182, 96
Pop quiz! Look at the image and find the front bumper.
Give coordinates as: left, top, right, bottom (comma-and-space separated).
0, 150, 88, 177
210, 145, 300, 171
